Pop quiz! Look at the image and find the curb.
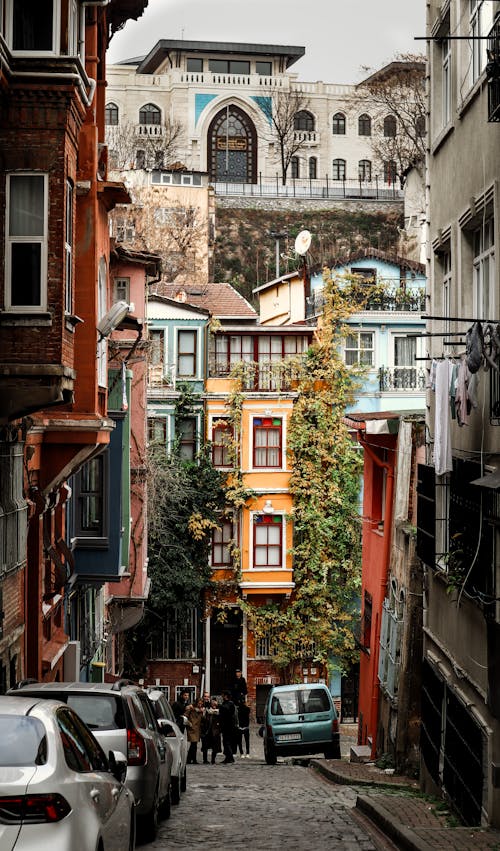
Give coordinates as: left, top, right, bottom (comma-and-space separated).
310, 758, 416, 790
356, 795, 433, 851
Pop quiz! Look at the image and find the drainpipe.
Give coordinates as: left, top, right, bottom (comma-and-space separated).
78, 1, 111, 101
358, 433, 395, 759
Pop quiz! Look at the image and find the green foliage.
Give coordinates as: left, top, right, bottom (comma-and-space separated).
243, 270, 364, 674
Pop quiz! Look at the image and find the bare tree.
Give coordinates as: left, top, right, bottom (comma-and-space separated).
106, 118, 184, 171
354, 55, 426, 187
260, 88, 313, 184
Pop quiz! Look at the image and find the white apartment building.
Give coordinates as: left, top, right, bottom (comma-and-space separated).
106, 39, 411, 195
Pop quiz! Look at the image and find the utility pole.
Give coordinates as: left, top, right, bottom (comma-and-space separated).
269, 230, 287, 278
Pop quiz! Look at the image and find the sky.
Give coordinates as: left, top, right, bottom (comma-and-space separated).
107, 0, 425, 85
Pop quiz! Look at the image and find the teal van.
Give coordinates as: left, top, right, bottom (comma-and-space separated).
263, 683, 340, 764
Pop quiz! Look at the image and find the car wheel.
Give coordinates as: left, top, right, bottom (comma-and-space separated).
171, 776, 180, 805
138, 784, 159, 843
264, 741, 277, 765
180, 767, 187, 793
159, 784, 171, 820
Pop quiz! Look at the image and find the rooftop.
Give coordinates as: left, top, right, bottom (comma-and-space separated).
132, 39, 305, 74
151, 282, 257, 319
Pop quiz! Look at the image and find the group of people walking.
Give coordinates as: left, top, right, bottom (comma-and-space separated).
172, 669, 251, 765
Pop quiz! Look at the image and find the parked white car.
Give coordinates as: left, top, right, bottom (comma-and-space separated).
0, 695, 134, 851
147, 689, 188, 804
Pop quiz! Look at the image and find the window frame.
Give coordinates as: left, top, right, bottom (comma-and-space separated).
211, 516, 235, 567
177, 416, 197, 462
309, 156, 317, 180
332, 158, 346, 181
472, 216, 495, 320
294, 110, 315, 131
177, 328, 198, 378
332, 112, 346, 135
5, 172, 48, 313
252, 416, 283, 469
139, 103, 161, 125
358, 159, 372, 182
105, 102, 119, 126
383, 115, 397, 137
291, 156, 300, 179
252, 513, 285, 569
358, 113, 372, 136
64, 179, 74, 316
211, 418, 233, 468
8, 0, 60, 56
187, 57, 203, 72
344, 330, 375, 367
73, 453, 109, 546
113, 276, 130, 304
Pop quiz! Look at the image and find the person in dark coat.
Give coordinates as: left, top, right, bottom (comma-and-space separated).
201, 698, 222, 764
171, 689, 190, 732
218, 690, 236, 764
231, 669, 248, 704
236, 696, 251, 757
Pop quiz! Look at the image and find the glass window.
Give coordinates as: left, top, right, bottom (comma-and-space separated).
139, 103, 161, 125
345, 331, 374, 366
384, 115, 397, 137
67, 695, 125, 731
256, 61, 272, 76
470, 0, 489, 83
178, 417, 197, 461
230, 60, 250, 74
57, 708, 107, 773
212, 420, 233, 467
209, 59, 228, 73
149, 608, 199, 660
332, 112, 346, 134
212, 518, 234, 566
303, 688, 330, 713
0, 715, 47, 766
148, 417, 167, 444
393, 335, 417, 388
114, 276, 130, 304
177, 329, 197, 376
294, 110, 314, 131
6, 173, 47, 310
473, 217, 495, 319
270, 690, 299, 715
358, 159, 372, 181
332, 158, 346, 180
187, 57, 203, 72
253, 417, 282, 468
291, 156, 300, 179
253, 515, 283, 567
76, 455, 106, 537
12, 0, 54, 52
105, 103, 119, 126
442, 37, 451, 126
309, 157, 317, 179
358, 113, 371, 136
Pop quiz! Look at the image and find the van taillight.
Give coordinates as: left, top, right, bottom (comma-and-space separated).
0, 794, 71, 824
332, 718, 339, 734
266, 724, 273, 740
127, 727, 146, 765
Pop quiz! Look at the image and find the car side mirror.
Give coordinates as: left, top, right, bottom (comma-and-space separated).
108, 750, 127, 783
158, 718, 177, 738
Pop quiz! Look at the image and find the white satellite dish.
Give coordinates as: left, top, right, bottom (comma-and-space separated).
294, 230, 312, 256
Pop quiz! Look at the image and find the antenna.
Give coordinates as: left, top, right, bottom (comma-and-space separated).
295, 230, 312, 256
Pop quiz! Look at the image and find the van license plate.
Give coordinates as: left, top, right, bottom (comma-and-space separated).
277, 733, 301, 742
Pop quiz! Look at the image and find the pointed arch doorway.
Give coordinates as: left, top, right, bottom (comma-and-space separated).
208, 105, 257, 184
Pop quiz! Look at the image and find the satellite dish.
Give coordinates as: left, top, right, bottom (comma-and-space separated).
295, 230, 312, 256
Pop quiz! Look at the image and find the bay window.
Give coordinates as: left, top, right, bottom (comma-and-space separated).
9, 0, 58, 54
6, 173, 47, 311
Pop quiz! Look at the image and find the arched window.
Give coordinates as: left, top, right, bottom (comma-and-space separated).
105, 102, 119, 126
291, 156, 300, 179
294, 110, 315, 131
384, 114, 397, 137
358, 114, 371, 136
358, 159, 372, 181
332, 112, 346, 135
309, 157, 317, 179
332, 158, 346, 181
384, 160, 397, 184
139, 103, 161, 125
415, 114, 426, 137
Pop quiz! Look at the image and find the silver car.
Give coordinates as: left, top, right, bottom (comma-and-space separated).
0, 695, 134, 851
147, 689, 188, 803
10, 681, 172, 843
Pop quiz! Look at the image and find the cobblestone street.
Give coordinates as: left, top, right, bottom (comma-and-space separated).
141, 754, 378, 850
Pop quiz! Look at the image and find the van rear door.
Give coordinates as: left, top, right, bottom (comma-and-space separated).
269, 690, 303, 744
299, 687, 332, 745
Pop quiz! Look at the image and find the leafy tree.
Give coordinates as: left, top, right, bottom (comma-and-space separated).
244, 270, 365, 679
259, 88, 312, 184
354, 55, 426, 188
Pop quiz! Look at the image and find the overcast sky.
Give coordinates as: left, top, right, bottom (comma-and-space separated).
108, 0, 425, 84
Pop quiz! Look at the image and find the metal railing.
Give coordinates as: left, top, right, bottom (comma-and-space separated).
209, 359, 301, 391
378, 366, 426, 392
306, 287, 426, 319
213, 174, 402, 200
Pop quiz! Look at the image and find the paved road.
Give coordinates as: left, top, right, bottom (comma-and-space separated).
140, 755, 379, 850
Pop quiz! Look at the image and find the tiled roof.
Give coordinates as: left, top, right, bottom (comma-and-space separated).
332, 248, 425, 275
151, 282, 257, 318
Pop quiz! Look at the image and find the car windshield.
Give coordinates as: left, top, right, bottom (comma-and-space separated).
270, 691, 300, 715
67, 695, 124, 730
0, 715, 47, 766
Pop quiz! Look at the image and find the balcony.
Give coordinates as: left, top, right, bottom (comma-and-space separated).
306, 285, 426, 319
487, 15, 500, 122
378, 366, 426, 392
136, 123, 165, 137
293, 130, 319, 146
209, 359, 301, 392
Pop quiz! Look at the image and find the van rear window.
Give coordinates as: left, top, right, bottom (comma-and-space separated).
302, 688, 330, 713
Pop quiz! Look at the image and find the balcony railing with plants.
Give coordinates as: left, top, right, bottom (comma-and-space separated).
378, 366, 426, 392
209, 358, 302, 391
306, 282, 426, 319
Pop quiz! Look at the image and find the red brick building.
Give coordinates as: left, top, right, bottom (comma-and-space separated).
0, 0, 149, 689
